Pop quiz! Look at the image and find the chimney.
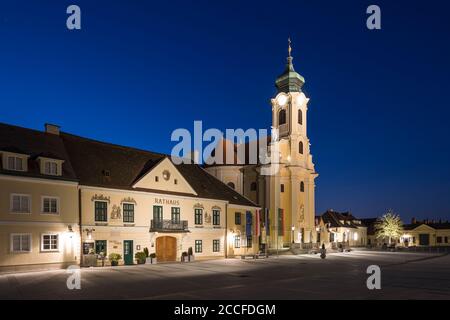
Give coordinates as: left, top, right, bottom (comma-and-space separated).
45, 123, 60, 135
191, 150, 200, 164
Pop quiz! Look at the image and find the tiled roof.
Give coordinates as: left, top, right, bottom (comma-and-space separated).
0, 122, 77, 181
0, 122, 258, 207
320, 210, 363, 229
60, 132, 258, 207
403, 222, 450, 231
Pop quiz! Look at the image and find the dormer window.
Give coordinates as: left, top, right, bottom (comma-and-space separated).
1, 151, 29, 172
8, 156, 24, 171
37, 157, 63, 176
45, 161, 58, 175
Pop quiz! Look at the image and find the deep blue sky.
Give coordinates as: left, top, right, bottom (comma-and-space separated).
1, 0, 450, 221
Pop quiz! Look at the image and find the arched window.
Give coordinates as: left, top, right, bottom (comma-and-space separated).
250, 182, 257, 191
298, 109, 303, 125
278, 109, 286, 126
227, 182, 235, 189
299, 141, 304, 154
300, 181, 305, 192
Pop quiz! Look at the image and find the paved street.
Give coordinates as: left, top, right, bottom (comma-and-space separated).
1, 250, 449, 299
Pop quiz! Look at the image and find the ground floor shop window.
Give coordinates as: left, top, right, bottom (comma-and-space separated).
95, 240, 107, 255
83, 242, 94, 254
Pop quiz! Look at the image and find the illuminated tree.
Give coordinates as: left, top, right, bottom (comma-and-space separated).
375, 210, 403, 244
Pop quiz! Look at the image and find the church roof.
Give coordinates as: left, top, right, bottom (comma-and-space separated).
275, 39, 305, 93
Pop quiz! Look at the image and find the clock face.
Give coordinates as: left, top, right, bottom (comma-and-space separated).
277, 94, 288, 106
296, 93, 306, 106
162, 170, 171, 181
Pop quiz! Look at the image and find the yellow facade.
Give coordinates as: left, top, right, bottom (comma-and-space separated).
80, 186, 229, 264
0, 175, 80, 271
401, 224, 450, 247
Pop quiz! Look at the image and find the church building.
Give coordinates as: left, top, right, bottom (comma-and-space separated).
205, 41, 319, 250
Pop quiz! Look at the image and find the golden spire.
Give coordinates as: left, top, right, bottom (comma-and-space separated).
288, 37, 292, 57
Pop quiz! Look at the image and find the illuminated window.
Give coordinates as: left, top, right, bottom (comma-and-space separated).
213, 239, 220, 252
234, 235, 240, 248
195, 240, 202, 253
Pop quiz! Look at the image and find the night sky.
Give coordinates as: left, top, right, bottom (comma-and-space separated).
1, 0, 450, 222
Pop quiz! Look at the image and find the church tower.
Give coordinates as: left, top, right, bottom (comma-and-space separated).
267, 39, 318, 247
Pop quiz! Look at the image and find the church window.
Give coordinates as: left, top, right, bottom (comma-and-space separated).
299, 141, 304, 154
298, 109, 303, 125
300, 181, 305, 192
278, 109, 286, 126
280, 184, 285, 193
250, 182, 257, 191
227, 182, 235, 189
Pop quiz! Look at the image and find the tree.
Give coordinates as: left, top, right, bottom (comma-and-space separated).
375, 210, 403, 244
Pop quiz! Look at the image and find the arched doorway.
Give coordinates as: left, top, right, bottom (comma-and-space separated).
156, 236, 177, 262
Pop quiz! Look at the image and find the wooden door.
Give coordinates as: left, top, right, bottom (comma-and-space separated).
156, 236, 177, 262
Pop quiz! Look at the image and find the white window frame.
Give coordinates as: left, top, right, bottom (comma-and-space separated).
6, 155, 25, 171
41, 233, 59, 252
10, 233, 32, 253
44, 161, 59, 176
41, 196, 60, 215
10, 193, 31, 214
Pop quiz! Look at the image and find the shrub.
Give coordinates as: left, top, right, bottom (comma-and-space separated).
135, 252, 146, 263
150, 253, 156, 259
108, 253, 122, 262
188, 247, 193, 256
143, 247, 149, 258
182, 251, 188, 257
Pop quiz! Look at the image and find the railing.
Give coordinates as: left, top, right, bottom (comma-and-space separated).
150, 219, 188, 232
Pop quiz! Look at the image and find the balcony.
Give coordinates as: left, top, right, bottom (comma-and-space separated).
150, 219, 189, 232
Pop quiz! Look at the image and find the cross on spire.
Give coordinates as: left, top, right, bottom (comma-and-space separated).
288, 37, 292, 57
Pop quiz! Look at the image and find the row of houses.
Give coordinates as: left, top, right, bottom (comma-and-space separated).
316, 210, 450, 250
0, 123, 261, 272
